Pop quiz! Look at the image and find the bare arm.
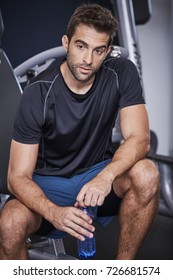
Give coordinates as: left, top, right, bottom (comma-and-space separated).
76, 104, 150, 206
8, 140, 94, 240
8, 140, 53, 217
102, 104, 150, 180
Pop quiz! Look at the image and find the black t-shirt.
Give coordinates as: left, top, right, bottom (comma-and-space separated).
13, 57, 145, 178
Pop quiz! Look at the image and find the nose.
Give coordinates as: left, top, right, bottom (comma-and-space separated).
83, 50, 93, 65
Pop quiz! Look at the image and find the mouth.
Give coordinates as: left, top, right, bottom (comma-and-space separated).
79, 66, 92, 74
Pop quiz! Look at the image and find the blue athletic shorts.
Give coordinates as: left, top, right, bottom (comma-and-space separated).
33, 159, 121, 239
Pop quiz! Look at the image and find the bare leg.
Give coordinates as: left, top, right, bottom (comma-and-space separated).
113, 159, 160, 260
0, 199, 42, 259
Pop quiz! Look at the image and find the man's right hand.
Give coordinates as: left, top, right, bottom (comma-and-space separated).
50, 206, 95, 241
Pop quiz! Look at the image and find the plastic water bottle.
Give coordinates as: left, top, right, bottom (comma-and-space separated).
77, 207, 96, 259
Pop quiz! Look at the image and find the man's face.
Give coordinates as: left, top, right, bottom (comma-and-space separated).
62, 24, 111, 83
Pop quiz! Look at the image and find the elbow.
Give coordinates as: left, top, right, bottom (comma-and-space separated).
7, 170, 31, 196
146, 142, 151, 155
137, 135, 150, 158
7, 171, 15, 194
144, 137, 151, 156
7, 169, 20, 195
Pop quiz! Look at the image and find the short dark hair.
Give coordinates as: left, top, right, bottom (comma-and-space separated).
66, 3, 118, 46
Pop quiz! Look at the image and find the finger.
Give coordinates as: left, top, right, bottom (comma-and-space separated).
77, 208, 93, 224
76, 200, 87, 208
97, 195, 105, 206
82, 190, 95, 206
64, 224, 93, 241
76, 187, 86, 203
60, 216, 94, 234
74, 201, 79, 207
75, 201, 89, 209
68, 219, 95, 237
62, 212, 95, 240
90, 193, 99, 207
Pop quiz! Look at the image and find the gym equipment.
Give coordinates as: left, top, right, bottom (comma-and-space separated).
148, 152, 173, 217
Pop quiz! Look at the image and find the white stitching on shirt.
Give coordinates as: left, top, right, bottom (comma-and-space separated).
102, 64, 120, 92
43, 73, 60, 123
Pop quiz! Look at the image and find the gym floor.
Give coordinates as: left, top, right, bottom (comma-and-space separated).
63, 214, 173, 260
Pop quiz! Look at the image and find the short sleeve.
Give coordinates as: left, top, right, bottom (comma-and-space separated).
117, 59, 145, 109
13, 82, 45, 144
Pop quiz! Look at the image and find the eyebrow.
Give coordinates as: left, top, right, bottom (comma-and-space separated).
75, 39, 107, 50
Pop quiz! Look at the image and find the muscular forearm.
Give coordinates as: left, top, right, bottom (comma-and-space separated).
76, 135, 150, 207
8, 174, 57, 223
99, 136, 150, 183
8, 174, 95, 240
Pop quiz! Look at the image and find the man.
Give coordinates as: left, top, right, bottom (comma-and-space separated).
0, 4, 159, 259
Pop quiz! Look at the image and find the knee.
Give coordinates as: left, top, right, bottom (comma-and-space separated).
0, 202, 29, 247
0, 216, 12, 252
130, 159, 160, 203
0, 210, 20, 244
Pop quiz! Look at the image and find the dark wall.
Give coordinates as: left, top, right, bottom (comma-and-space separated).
0, 0, 151, 68
0, 0, 114, 68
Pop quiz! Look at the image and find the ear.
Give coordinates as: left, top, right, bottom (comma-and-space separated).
106, 46, 112, 56
62, 35, 69, 52
102, 46, 112, 61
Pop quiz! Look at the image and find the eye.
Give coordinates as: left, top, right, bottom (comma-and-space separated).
95, 49, 104, 55
77, 43, 85, 50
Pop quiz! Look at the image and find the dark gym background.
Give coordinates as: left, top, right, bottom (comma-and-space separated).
0, 0, 150, 68
0, 0, 115, 68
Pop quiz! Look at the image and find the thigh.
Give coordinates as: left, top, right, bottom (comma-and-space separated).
32, 160, 113, 207
33, 175, 77, 207
33, 160, 115, 237
0, 198, 42, 238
